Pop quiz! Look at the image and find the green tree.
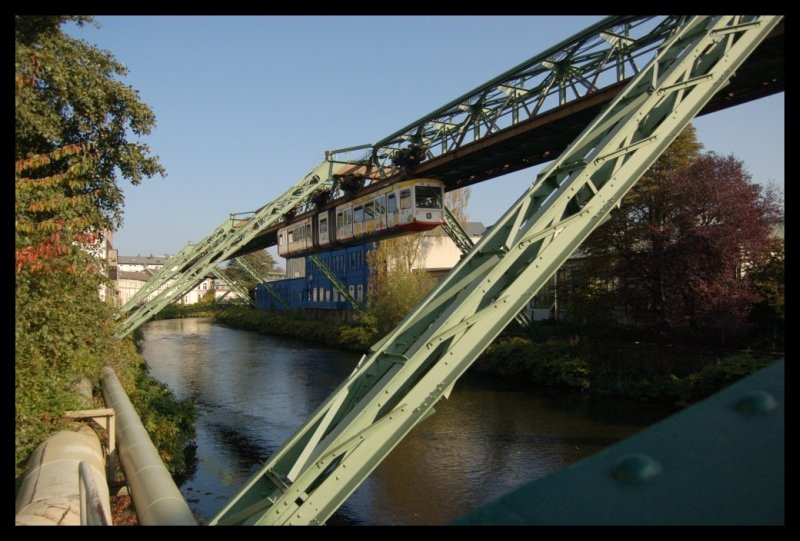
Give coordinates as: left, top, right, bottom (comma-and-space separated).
747, 237, 784, 349
366, 235, 435, 335
222, 249, 279, 295
15, 17, 193, 481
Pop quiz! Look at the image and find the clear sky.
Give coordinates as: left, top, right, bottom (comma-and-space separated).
65, 16, 784, 260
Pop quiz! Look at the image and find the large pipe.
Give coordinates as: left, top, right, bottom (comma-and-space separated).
15, 427, 111, 525
101, 366, 197, 525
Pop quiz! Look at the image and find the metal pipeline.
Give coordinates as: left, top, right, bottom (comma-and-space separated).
101, 366, 197, 525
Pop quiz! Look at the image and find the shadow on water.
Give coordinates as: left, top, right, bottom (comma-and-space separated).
140, 318, 675, 525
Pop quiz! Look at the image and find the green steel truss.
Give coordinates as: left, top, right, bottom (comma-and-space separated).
209, 16, 781, 525
235, 256, 291, 311
325, 16, 686, 182
211, 268, 253, 306
115, 161, 343, 337
441, 206, 532, 328
309, 254, 364, 315
440, 206, 475, 256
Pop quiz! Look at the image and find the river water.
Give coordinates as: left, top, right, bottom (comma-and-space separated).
140, 317, 675, 525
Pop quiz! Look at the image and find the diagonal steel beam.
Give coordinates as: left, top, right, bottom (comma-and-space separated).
211, 268, 252, 306
209, 15, 781, 526
235, 256, 291, 311
115, 160, 343, 337
309, 254, 364, 315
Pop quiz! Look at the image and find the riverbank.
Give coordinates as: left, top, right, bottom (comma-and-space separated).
158, 305, 781, 405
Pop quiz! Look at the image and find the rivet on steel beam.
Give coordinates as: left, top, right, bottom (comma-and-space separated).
611, 454, 662, 484
733, 391, 777, 415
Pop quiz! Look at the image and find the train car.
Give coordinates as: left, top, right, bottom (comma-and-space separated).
278, 178, 444, 258
277, 216, 313, 257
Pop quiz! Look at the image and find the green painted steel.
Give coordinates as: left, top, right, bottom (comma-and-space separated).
115, 160, 345, 337
441, 206, 532, 328
211, 268, 252, 307
209, 16, 782, 525
117, 243, 196, 313
440, 206, 474, 256
310, 254, 364, 315
235, 256, 291, 311
326, 16, 685, 181
455, 360, 784, 525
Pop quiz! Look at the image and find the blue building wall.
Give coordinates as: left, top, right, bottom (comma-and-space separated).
256, 243, 372, 312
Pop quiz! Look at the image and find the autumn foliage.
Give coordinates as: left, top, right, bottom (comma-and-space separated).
572, 125, 783, 345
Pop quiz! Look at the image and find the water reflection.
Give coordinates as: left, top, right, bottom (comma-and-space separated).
140, 318, 674, 525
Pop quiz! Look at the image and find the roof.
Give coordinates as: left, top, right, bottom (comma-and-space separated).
118, 255, 170, 265
118, 269, 155, 282
429, 221, 487, 238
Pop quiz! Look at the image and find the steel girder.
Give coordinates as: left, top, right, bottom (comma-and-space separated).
115, 160, 341, 337
209, 16, 781, 525
309, 254, 364, 315
235, 256, 292, 311
325, 16, 685, 182
441, 206, 532, 328
211, 268, 252, 306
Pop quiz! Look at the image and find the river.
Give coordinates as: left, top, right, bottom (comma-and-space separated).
140, 317, 676, 525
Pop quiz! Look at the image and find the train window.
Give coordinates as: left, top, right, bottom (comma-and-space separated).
400, 189, 411, 210
306, 223, 312, 238
354, 205, 364, 223
375, 196, 385, 215
337, 212, 344, 228
278, 233, 284, 245
364, 202, 374, 219
320, 217, 328, 235
288, 230, 294, 243
387, 194, 397, 213
415, 186, 443, 209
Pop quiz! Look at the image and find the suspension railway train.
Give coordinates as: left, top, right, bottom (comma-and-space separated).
277, 179, 445, 258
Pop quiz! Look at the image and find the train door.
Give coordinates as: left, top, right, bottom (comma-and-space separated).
364, 201, 375, 235
337, 207, 353, 241
353, 205, 364, 237
375, 194, 386, 231
387, 192, 399, 228
399, 188, 413, 224
318, 213, 330, 247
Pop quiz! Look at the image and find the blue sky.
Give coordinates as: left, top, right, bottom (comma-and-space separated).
66, 16, 784, 260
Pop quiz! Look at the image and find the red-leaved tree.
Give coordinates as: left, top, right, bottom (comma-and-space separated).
571, 125, 782, 345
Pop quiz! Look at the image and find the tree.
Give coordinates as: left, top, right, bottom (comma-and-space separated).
747, 237, 784, 349
16, 15, 164, 272
222, 249, 279, 294
15, 17, 195, 481
572, 125, 782, 344
445, 186, 471, 227
366, 235, 435, 335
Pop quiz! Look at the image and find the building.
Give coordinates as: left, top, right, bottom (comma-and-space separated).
114, 255, 246, 307
256, 223, 487, 315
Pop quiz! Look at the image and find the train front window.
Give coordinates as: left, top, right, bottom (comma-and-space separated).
415, 186, 442, 209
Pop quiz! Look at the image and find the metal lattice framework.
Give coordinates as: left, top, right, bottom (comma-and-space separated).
326, 16, 683, 181
115, 161, 343, 337
309, 254, 364, 314
235, 256, 291, 311
209, 15, 781, 526
211, 268, 252, 306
